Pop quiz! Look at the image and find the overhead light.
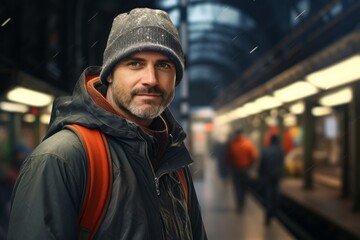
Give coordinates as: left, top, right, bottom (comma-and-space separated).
242, 102, 262, 115
273, 81, 318, 102
0, 101, 29, 113
226, 112, 237, 122
312, 106, 332, 116
191, 107, 215, 119
40, 114, 51, 124
283, 114, 297, 127
215, 113, 232, 125
23, 114, 36, 123
232, 107, 248, 119
319, 87, 352, 106
226, 109, 243, 122
191, 122, 204, 132
289, 102, 305, 114
265, 116, 278, 126
215, 106, 250, 125
306, 55, 360, 90
7, 87, 54, 107
46, 104, 53, 114
254, 95, 282, 110
214, 116, 224, 125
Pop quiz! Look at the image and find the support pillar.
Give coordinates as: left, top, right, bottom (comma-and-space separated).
351, 83, 360, 211
341, 105, 350, 198
303, 99, 315, 189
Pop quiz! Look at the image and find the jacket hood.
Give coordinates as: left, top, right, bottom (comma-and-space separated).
44, 66, 186, 144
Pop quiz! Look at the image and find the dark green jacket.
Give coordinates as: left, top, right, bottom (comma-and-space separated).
8, 67, 207, 240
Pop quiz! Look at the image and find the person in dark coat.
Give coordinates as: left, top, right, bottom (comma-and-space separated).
214, 139, 229, 179
8, 8, 207, 240
258, 134, 284, 225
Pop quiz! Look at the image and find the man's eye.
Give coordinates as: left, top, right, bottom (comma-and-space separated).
128, 62, 141, 68
157, 62, 172, 69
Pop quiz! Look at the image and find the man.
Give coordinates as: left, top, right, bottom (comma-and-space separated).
226, 128, 257, 212
8, 8, 207, 240
258, 134, 284, 226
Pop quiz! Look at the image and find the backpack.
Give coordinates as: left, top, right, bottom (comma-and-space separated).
64, 124, 189, 240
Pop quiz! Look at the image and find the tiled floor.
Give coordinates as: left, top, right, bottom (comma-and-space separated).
194, 157, 294, 240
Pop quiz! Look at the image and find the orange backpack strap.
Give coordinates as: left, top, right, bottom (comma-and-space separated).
175, 168, 189, 205
64, 124, 112, 240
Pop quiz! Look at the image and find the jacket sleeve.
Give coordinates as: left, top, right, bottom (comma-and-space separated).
185, 167, 208, 240
7, 130, 87, 240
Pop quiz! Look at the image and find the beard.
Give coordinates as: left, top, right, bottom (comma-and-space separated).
112, 85, 174, 120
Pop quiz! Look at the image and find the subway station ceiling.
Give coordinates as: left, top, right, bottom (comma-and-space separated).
155, 0, 314, 106
1, 0, 356, 108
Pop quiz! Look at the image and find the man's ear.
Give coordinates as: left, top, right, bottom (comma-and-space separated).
106, 73, 113, 83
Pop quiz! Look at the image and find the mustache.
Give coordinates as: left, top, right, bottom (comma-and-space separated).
131, 87, 164, 96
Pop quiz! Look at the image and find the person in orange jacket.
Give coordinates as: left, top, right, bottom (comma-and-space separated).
226, 128, 257, 212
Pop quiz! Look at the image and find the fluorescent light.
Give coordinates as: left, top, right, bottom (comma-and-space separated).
265, 116, 278, 126
215, 113, 232, 125
283, 114, 297, 127
47, 104, 53, 114
214, 116, 225, 125
215, 106, 250, 125
254, 95, 282, 110
273, 81, 318, 102
192, 107, 215, 120
242, 102, 262, 115
226, 112, 237, 122
23, 114, 36, 123
7, 87, 54, 107
0, 101, 29, 113
232, 107, 248, 119
289, 102, 305, 114
191, 122, 204, 132
312, 107, 332, 116
319, 87, 352, 106
306, 55, 360, 89
40, 114, 51, 124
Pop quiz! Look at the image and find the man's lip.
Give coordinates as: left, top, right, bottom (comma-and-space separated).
135, 93, 162, 98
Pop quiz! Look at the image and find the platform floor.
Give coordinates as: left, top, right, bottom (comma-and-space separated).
281, 178, 360, 239
194, 157, 294, 240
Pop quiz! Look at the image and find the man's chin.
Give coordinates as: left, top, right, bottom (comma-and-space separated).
130, 105, 163, 119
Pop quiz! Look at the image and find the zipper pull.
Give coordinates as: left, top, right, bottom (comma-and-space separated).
154, 177, 160, 196
169, 134, 173, 144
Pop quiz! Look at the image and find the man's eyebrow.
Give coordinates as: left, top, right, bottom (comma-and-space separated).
157, 59, 175, 64
122, 56, 145, 62
121, 56, 174, 64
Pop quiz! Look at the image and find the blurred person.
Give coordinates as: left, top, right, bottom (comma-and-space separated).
213, 138, 230, 180
8, 8, 207, 240
226, 128, 257, 212
258, 134, 284, 226
8, 143, 31, 186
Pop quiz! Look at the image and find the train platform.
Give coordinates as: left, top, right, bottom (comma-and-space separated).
194, 157, 295, 240
280, 178, 360, 240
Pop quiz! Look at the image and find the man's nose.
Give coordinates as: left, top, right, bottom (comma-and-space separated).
142, 65, 158, 86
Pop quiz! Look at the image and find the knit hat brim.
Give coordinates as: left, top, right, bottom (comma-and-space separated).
100, 26, 184, 85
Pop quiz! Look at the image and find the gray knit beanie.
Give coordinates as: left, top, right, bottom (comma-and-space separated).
100, 8, 185, 85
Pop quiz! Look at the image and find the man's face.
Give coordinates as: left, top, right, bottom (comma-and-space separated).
106, 51, 176, 126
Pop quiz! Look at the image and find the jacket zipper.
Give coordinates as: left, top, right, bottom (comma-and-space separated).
138, 131, 186, 197
138, 133, 162, 196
